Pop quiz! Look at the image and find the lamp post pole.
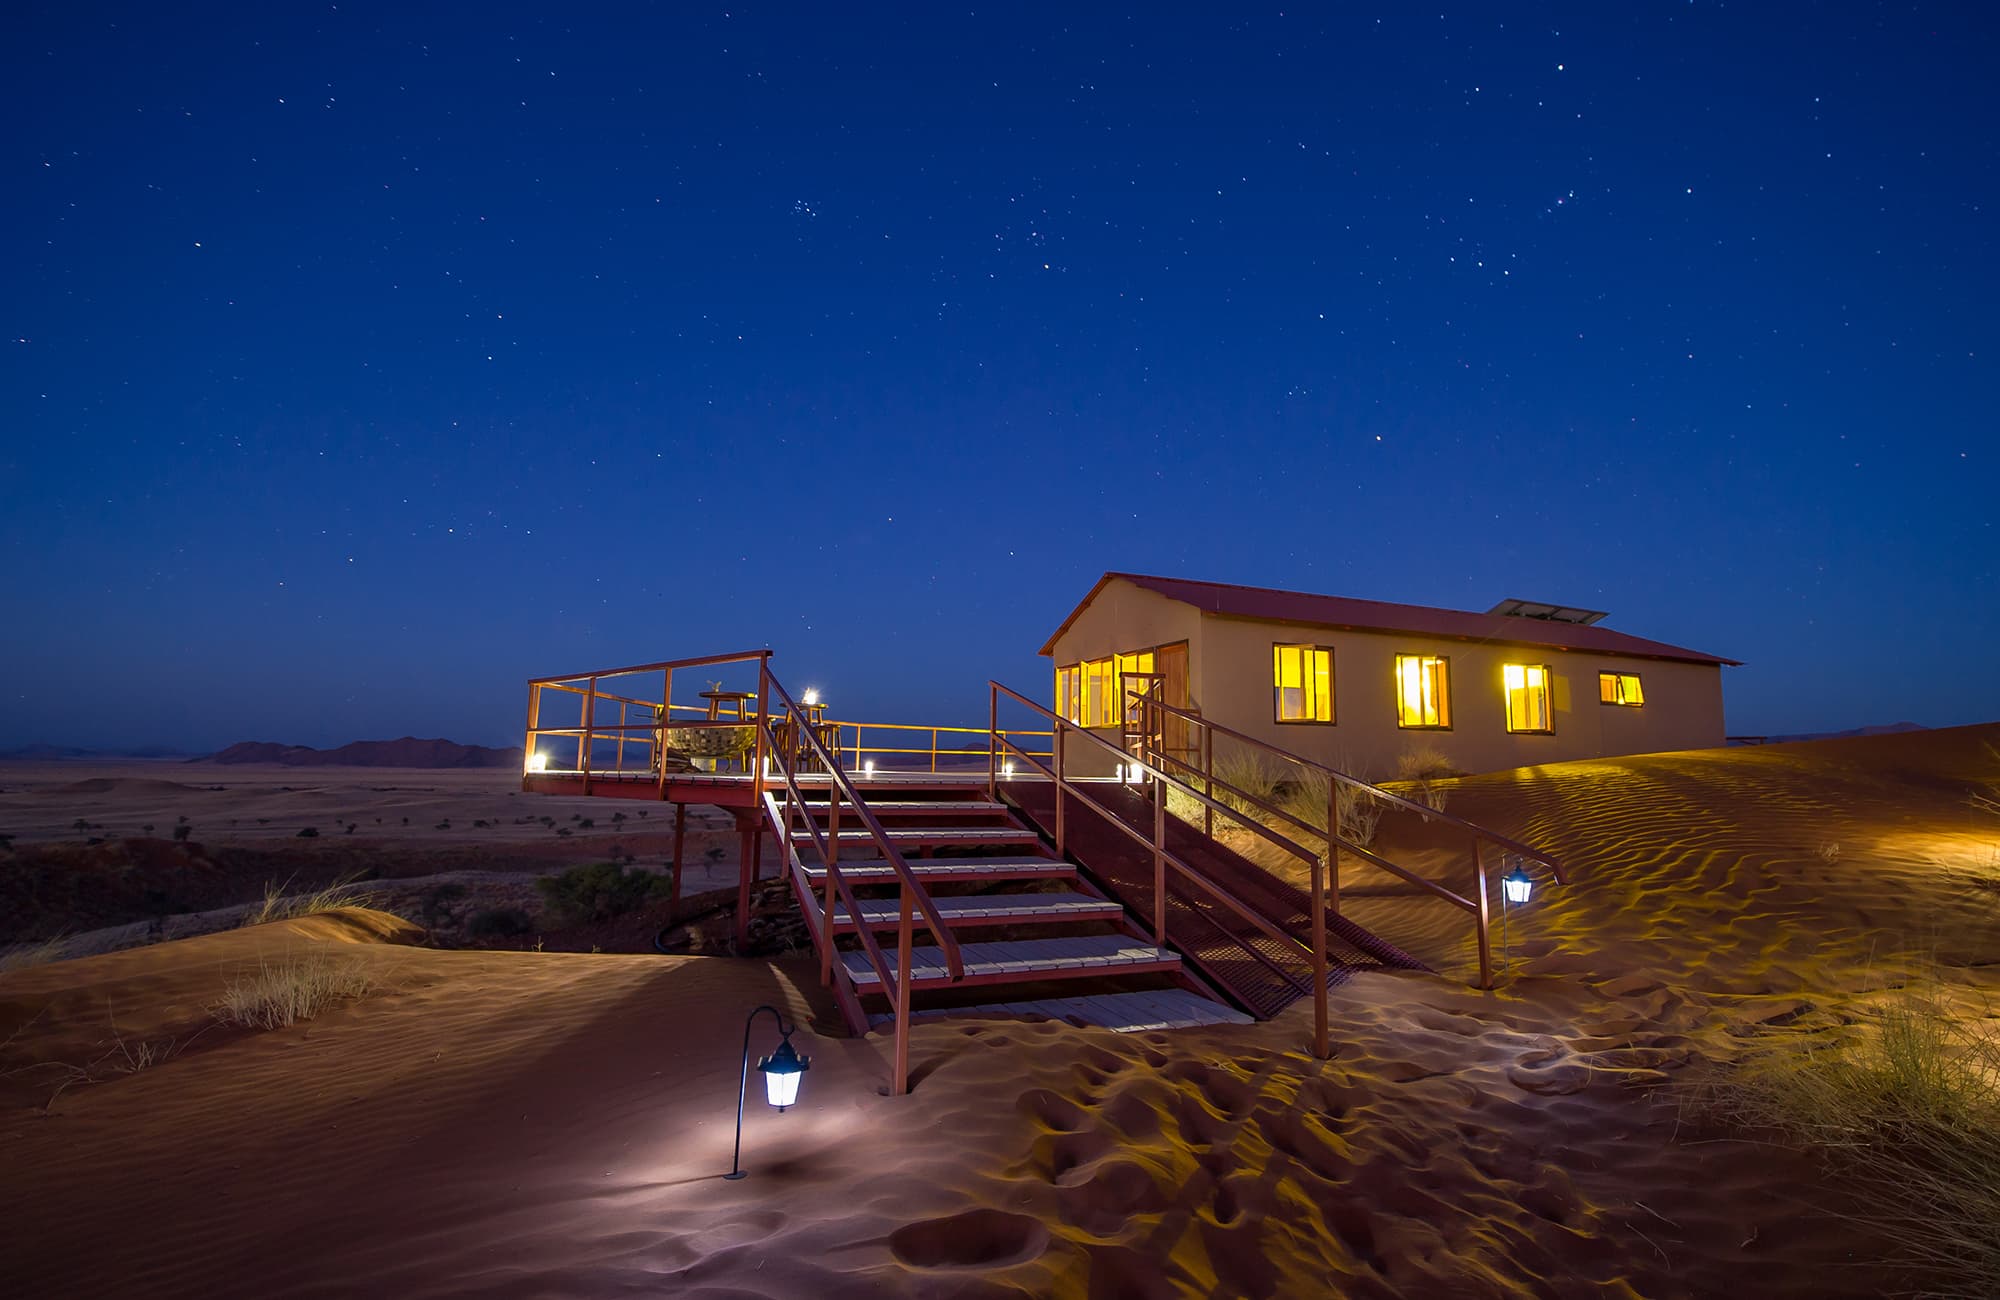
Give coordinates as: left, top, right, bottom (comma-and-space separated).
725, 1004, 810, 1181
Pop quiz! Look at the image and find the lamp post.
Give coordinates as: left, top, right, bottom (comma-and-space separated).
1498, 857, 1533, 979
724, 1004, 811, 1181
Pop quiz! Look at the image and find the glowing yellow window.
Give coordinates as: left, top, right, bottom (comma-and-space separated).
1504, 664, 1553, 733
1394, 655, 1451, 729
1080, 658, 1117, 727
1055, 664, 1082, 724
1115, 650, 1156, 721
1273, 644, 1334, 723
1599, 672, 1644, 706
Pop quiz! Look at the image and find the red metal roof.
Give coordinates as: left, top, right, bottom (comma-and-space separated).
1039, 572, 1741, 666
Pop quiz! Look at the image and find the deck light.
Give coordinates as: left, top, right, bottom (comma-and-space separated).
724, 1005, 811, 1181
863, 759, 876, 777
1502, 864, 1534, 905
1002, 760, 1016, 778
526, 752, 548, 773
802, 688, 821, 707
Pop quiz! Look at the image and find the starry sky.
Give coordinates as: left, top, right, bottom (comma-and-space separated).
2, 3, 1995, 752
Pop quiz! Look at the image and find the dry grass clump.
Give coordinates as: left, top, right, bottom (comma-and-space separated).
211, 953, 378, 1029
1281, 769, 1384, 851
0, 935, 69, 974
1392, 742, 1458, 816
1711, 982, 2000, 1297
1211, 751, 1284, 818
240, 876, 371, 927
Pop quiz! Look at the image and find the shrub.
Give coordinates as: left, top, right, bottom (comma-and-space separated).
468, 907, 534, 939
171, 824, 192, 843
211, 954, 376, 1029
420, 882, 470, 930
296, 826, 319, 839
535, 862, 674, 926
1395, 743, 1459, 782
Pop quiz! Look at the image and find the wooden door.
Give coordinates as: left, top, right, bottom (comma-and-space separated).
1156, 642, 1192, 767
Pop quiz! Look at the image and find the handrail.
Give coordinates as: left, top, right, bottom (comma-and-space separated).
1121, 682, 1569, 988
993, 731, 1314, 997
1140, 693, 1569, 881
989, 680, 1332, 1059
527, 648, 775, 686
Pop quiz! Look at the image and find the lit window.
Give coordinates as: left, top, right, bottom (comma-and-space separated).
1504, 664, 1553, 733
1395, 655, 1451, 729
1116, 650, 1156, 720
1273, 644, 1334, 723
1055, 664, 1081, 724
1080, 657, 1116, 727
1600, 672, 1644, 706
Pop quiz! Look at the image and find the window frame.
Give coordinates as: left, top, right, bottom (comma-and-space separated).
1054, 663, 1082, 724
1393, 653, 1453, 730
1598, 671, 1645, 707
1271, 643, 1337, 725
1502, 663, 1555, 735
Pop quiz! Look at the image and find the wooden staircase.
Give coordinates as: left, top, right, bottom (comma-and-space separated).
775, 789, 1253, 1041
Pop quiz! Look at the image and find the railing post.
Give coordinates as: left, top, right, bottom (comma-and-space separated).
752, 655, 770, 800
1153, 763, 1167, 946
524, 681, 540, 773
1201, 726, 1214, 840
580, 676, 598, 794
1053, 724, 1067, 858
931, 726, 939, 775
1327, 779, 1342, 914
1310, 847, 1329, 1060
987, 689, 998, 799
1474, 839, 1494, 990
894, 890, 914, 1096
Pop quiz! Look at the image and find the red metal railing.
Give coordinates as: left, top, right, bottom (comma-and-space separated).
987, 681, 1334, 1060
1122, 681, 1569, 990
760, 666, 963, 1097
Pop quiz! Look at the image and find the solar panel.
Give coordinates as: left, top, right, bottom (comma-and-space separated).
1486, 598, 1609, 626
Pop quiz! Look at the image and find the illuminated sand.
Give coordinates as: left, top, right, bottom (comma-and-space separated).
2, 726, 1996, 1297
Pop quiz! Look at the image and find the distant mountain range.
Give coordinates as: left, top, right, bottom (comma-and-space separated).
1729, 722, 1929, 745
0, 743, 197, 761
201, 737, 524, 768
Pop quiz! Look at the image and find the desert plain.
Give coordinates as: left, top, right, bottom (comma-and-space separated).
1, 725, 1997, 1297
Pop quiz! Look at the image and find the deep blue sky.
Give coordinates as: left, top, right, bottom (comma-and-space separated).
3, 3, 1995, 750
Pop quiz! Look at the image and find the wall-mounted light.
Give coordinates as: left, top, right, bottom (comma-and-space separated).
724, 1005, 812, 1181
526, 752, 548, 773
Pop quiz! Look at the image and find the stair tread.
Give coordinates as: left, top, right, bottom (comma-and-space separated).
840, 936, 1180, 985
796, 796, 1008, 804
800, 856, 1072, 881
795, 829, 1038, 843
832, 892, 1120, 923
870, 988, 1252, 1033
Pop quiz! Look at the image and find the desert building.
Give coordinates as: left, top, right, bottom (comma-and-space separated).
1041, 573, 1737, 778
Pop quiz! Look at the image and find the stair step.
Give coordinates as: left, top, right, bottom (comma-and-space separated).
830, 891, 1123, 930
797, 799, 1005, 815
840, 936, 1181, 989
800, 857, 1074, 883
870, 989, 1253, 1033
792, 826, 1041, 847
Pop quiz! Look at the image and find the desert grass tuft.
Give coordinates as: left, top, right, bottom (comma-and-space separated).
1706, 980, 2000, 1297
1281, 768, 1384, 851
240, 875, 371, 928
0, 935, 69, 974
211, 953, 378, 1029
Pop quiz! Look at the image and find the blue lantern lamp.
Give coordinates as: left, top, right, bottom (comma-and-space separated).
724, 1005, 811, 1180
1497, 857, 1534, 979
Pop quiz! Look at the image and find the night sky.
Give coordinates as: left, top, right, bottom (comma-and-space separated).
3, 4, 1995, 752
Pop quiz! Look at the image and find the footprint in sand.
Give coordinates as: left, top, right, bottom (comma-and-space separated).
888, 1208, 1049, 1269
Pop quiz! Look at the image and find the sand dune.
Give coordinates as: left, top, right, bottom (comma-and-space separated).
1, 725, 1995, 1296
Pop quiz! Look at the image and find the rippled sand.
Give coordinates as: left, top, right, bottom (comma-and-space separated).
2, 724, 1995, 1297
